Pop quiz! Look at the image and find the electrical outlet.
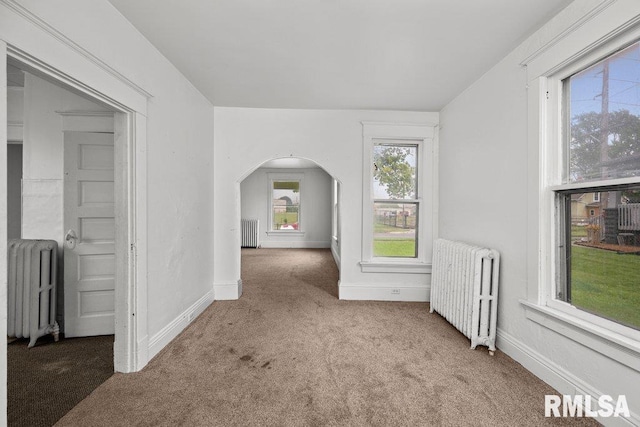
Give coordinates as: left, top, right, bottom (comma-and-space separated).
391, 289, 400, 295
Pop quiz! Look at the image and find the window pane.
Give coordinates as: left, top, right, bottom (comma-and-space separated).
566, 41, 640, 183
273, 181, 299, 230
373, 202, 417, 258
373, 142, 417, 199
565, 187, 640, 330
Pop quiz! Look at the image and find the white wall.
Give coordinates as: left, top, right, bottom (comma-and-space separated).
213, 107, 438, 301
1, 0, 216, 377
439, 1, 640, 424
21, 73, 109, 247
241, 167, 332, 248
7, 85, 23, 240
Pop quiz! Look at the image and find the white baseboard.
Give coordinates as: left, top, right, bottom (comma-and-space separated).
260, 240, 331, 248
148, 289, 215, 361
338, 281, 429, 302
331, 244, 340, 270
214, 280, 242, 300
497, 329, 639, 426
136, 334, 149, 372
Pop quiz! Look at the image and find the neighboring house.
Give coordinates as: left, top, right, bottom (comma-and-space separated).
273, 198, 288, 214
571, 192, 602, 224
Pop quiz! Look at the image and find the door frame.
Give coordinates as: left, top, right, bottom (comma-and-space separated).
1, 43, 148, 373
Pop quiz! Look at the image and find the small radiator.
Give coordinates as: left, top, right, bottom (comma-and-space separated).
8, 239, 60, 348
241, 219, 260, 248
430, 238, 500, 354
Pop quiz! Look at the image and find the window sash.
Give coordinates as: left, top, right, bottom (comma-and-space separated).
562, 40, 640, 185
268, 174, 303, 232
373, 201, 419, 259
372, 141, 418, 201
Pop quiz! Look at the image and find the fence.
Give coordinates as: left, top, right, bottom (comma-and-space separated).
376, 213, 416, 229
619, 203, 640, 231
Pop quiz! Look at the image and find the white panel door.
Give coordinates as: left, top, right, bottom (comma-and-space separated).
64, 131, 115, 337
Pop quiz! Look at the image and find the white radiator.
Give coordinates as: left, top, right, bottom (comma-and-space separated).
241, 219, 260, 248
430, 238, 500, 354
8, 239, 60, 348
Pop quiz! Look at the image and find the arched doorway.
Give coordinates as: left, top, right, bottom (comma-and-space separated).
238, 157, 342, 296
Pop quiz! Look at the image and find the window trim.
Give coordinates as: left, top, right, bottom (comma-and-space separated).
267, 173, 304, 233
360, 122, 437, 273
331, 179, 340, 244
524, 22, 640, 372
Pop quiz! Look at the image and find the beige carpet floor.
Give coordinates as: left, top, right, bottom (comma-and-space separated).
57, 248, 597, 426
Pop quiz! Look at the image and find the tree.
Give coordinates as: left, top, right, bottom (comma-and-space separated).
373, 146, 415, 199
570, 110, 640, 181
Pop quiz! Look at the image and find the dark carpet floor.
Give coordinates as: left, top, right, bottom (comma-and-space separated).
8, 334, 114, 427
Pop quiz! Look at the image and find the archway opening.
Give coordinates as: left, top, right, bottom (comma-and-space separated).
239, 157, 342, 298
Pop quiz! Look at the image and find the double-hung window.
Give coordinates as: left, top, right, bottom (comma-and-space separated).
372, 142, 419, 258
550, 40, 640, 333
268, 173, 303, 233
360, 122, 436, 273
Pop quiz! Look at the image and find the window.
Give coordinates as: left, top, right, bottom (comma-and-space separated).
268, 174, 303, 233
372, 142, 419, 258
554, 40, 640, 332
360, 122, 436, 273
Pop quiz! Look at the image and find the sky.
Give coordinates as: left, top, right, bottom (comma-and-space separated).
570, 41, 640, 118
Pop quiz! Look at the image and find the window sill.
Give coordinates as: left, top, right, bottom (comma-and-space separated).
359, 261, 431, 274
521, 300, 640, 373
266, 230, 305, 237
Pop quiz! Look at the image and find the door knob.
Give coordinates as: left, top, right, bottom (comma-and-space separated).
65, 229, 78, 249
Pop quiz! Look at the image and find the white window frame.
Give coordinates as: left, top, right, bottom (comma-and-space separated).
266, 173, 305, 236
360, 122, 437, 274
524, 21, 640, 371
332, 179, 340, 244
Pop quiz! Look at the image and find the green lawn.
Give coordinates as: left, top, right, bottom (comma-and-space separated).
273, 212, 298, 228
571, 245, 640, 329
374, 239, 416, 257
571, 225, 588, 238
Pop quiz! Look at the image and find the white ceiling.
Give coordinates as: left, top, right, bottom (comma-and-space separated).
107, 0, 573, 111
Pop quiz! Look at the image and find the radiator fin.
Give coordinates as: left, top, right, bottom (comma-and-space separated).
430, 239, 500, 353
8, 239, 60, 347
241, 219, 260, 248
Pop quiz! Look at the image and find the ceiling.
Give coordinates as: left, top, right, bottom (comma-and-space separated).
107, 0, 573, 111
